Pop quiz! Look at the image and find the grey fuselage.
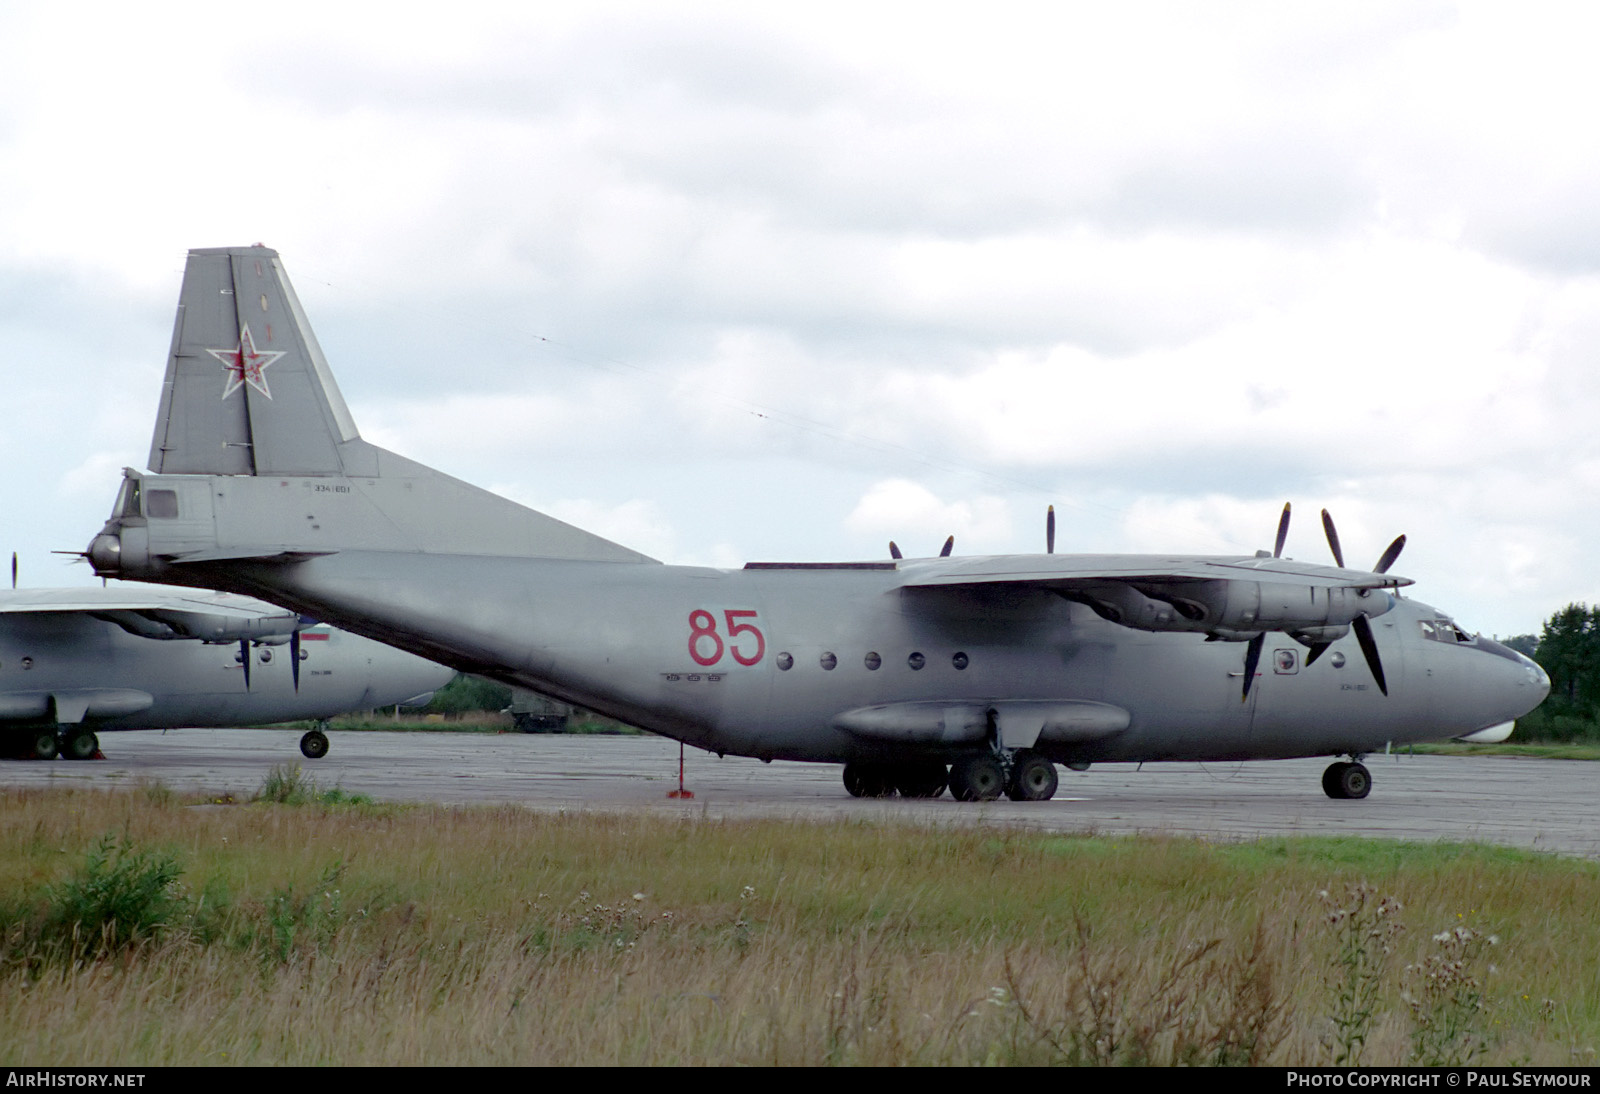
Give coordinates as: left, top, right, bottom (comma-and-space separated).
139, 547, 1545, 764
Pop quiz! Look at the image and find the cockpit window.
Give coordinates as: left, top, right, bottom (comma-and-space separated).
117, 479, 142, 519
1420, 617, 1476, 645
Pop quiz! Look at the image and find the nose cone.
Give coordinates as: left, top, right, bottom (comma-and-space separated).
1475, 636, 1550, 721
87, 533, 121, 575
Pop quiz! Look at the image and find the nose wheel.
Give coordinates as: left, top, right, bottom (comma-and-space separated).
300, 722, 330, 760
1322, 760, 1371, 800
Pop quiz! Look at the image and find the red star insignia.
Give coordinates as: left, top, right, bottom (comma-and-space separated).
206, 324, 285, 399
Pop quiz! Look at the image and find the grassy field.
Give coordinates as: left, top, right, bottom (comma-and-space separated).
2, 778, 1597, 1066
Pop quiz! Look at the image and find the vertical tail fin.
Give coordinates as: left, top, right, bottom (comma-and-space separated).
150, 246, 362, 476
91, 245, 656, 569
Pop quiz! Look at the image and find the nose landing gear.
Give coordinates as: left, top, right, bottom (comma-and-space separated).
1322, 759, 1371, 800
299, 720, 331, 759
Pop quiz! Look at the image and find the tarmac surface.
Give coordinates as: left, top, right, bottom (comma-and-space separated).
2, 728, 1596, 857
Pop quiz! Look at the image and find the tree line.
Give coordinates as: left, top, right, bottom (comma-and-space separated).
1505, 603, 1600, 741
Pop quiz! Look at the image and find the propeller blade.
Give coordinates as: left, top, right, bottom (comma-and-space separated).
1241, 633, 1264, 702
1274, 503, 1291, 558
939, 535, 954, 558
1304, 642, 1332, 666
1320, 509, 1345, 568
239, 638, 251, 691
889, 541, 902, 560
290, 630, 301, 692
1373, 534, 1406, 575
1352, 614, 1388, 696
1047, 505, 1056, 555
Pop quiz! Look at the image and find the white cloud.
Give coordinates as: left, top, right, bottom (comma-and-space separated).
846, 480, 1014, 556
5, 2, 1600, 637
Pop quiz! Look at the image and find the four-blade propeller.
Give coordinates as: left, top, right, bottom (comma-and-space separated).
1238, 504, 1403, 700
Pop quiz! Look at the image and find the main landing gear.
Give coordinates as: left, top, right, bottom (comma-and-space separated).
1322, 758, 1372, 800
300, 720, 331, 759
842, 749, 1060, 803
58, 727, 100, 761
842, 759, 948, 799
3, 727, 98, 760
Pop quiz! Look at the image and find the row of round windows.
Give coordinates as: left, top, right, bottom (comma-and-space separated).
775, 650, 970, 672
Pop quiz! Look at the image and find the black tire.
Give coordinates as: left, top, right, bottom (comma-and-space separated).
60, 729, 98, 761
1005, 752, 1059, 801
1322, 761, 1350, 799
842, 762, 893, 798
300, 730, 330, 760
949, 756, 1004, 802
1338, 762, 1371, 800
891, 761, 948, 799
30, 731, 58, 760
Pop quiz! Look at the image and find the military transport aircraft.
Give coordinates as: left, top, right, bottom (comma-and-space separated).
82, 245, 1549, 802
1, 583, 453, 761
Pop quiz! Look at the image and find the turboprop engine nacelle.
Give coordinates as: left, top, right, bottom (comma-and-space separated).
1070, 579, 1392, 637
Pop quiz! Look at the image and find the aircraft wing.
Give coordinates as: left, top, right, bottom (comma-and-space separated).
892, 553, 1409, 639
0, 588, 303, 642
895, 552, 1411, 591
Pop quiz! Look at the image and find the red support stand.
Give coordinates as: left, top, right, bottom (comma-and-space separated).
667, 740, 694, 799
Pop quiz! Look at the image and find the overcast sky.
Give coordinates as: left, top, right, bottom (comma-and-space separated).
3, 1, 1598, 637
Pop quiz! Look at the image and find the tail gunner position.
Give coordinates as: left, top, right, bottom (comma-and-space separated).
86, 246, 1549, 802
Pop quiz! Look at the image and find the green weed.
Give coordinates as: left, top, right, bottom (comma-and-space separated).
254, 764, 370, 807
39, 834, 184, 958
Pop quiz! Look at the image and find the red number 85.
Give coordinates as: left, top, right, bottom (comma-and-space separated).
688, 609, 765, 667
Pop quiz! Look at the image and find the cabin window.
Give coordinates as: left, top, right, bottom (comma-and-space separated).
952, 652, 969, 670
775, 652, 793, 671
145, 489, 179, 519
908, 652, 925, 670
819, 652, 837, 671
864, 652, 881, 670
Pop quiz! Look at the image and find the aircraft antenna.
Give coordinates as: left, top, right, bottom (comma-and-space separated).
10, 552, 15, 589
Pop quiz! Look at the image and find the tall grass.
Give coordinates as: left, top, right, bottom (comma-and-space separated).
0, 787, 1594, 1065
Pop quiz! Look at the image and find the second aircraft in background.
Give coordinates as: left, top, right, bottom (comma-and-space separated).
0, 582, 454, 761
